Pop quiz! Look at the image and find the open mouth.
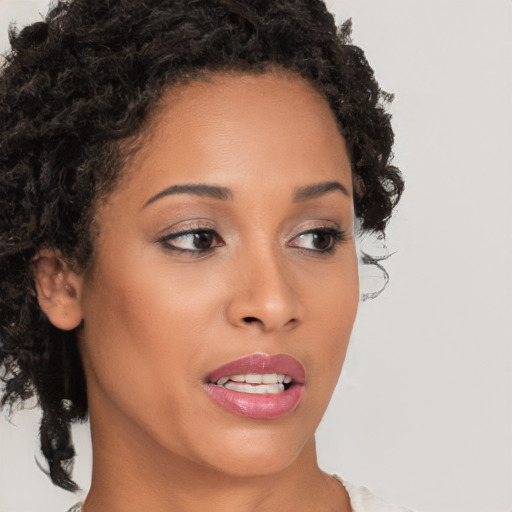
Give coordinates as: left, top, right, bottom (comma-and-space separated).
204, 354, 305, 418
213, 373, 294, 394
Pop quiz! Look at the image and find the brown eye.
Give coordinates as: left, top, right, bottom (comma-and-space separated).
309, 231, 333, 251
289, 228, 345, 253
160, 229, 223, 252
191, 231, 215, 250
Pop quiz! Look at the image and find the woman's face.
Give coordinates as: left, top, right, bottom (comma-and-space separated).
78, 72, 359, 477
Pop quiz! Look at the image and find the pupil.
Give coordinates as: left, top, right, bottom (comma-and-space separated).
193, 231, 213, 249
313, 232, 331, 250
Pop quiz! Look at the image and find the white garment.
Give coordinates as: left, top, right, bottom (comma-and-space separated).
66, 477, 415, 512
338, 477, 415, 512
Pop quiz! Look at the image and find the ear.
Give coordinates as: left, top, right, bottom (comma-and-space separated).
33, 248, 84, 330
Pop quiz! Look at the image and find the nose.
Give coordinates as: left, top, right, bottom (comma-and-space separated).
226, 247, 303, 333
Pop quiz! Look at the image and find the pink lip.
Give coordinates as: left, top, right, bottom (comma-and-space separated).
204, 354, 306, 419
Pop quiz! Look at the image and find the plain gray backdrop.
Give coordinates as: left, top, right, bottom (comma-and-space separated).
1, 1, 511, 511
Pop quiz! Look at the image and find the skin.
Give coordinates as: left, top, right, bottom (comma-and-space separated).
36, 72, 359, 512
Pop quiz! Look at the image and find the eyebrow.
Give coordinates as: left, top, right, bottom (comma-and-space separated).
143, 180, 349, 208
143, 183, 233, 208
293, 181, 350, 202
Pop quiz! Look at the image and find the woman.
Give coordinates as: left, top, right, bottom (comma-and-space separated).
0, 0, 406, 510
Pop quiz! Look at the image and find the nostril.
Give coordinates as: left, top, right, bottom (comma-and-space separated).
241, 316, 297, 328
242, 316, 260, 324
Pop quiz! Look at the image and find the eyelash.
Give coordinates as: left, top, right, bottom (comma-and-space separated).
158, 226, 223, 255
288, 227, 347, 255
157, 226, 347, 255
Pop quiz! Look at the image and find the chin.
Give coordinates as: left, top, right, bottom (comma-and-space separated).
190, 423, 315, 478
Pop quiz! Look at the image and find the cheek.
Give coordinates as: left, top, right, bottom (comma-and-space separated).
79, 257, 228, 457
305, 250, 359, 327
301, 256, 359, 393
79, 247, 231, 401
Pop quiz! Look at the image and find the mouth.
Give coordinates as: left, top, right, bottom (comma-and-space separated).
204, 354, 305, 419
214, 373, 293, 394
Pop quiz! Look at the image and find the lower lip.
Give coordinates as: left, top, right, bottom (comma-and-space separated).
205, 383, 305, 419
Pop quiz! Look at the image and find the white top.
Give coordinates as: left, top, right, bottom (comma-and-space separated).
66, 477, 415, 512
338, 477, 415, 512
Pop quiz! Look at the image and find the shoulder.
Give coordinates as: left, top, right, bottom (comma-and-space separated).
335, 476, 417, 512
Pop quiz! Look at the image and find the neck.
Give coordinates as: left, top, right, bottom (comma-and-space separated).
83, 414, 349, 512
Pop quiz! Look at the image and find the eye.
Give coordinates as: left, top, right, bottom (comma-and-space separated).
288, 228, 345, 253
159, 229, 224, 253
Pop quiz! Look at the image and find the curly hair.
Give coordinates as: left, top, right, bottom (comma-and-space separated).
0, 0, 403, 492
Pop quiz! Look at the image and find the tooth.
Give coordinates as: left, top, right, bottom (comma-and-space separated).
224, 382, 252, 393
283, 376, 292, 384
217, 377, 229, 386
257, 383, 285, 394
221, 381, 286, 394
230, 375, 245, 382
245, 374, 262, 384
255, 384, 271, 394
276, 374, 285, 383
261, 373, 278, 384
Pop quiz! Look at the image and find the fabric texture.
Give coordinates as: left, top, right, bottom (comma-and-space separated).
66, 478, 415, 512
337, 476, 416, 512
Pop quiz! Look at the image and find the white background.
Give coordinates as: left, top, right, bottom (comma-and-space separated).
0, 1, 511, 511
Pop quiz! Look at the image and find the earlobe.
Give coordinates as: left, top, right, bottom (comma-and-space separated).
33, 248, 84, 331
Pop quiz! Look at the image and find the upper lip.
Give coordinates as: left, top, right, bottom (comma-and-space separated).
205, 353, 306, 385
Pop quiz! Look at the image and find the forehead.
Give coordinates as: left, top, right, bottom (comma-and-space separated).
108, 71, 350, 207
136, 72, 344, 161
